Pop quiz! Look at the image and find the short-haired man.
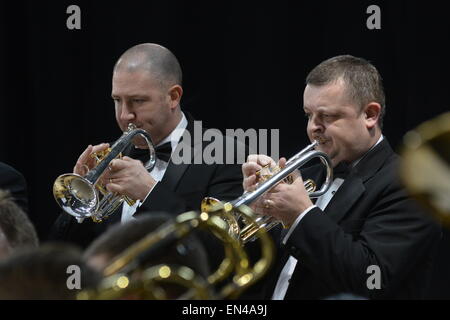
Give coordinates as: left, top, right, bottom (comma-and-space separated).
50, 44, 245, 272
242, 55, 441, 299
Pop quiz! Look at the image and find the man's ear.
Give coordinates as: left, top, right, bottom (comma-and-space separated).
364, 102, 381, 129
168, 85, 183, 110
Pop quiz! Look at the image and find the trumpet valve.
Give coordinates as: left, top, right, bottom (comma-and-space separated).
256, 164, 280, 183
90, 148, 112, 163
303, 179, 317, 193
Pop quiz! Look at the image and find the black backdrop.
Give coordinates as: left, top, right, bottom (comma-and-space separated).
0, 0, 449, 298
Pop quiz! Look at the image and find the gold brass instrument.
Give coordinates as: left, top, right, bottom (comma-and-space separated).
78, 264, 213, 300
203, 140, 333, 243
79, 207, 274, 300
53, 123, 156, 223
400, 112, 450, 226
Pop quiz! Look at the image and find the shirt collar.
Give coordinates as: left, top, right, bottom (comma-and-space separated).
156, 112, 188, 152
351, 135, 384, 168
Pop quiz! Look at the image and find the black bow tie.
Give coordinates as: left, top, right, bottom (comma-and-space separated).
131, 142, 172, 164
154, 142, 172, 162
333, 162, 351, 180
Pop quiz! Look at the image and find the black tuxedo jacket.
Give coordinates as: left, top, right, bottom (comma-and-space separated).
49, 114, 246, 253
263, 139, 441, 299
0, 162, 28, 214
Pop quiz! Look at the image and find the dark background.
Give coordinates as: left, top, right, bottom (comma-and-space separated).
0, 0, 449, 298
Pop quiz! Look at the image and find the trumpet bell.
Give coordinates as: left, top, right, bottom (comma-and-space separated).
52, 123, 156, 223
53, 173, 98, 220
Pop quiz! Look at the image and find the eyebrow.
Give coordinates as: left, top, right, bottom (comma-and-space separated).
307, 105, 337, 111
111, 94, 148, 99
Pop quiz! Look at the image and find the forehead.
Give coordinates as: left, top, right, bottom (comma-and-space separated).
112, 70, 161, 95
303, 79, 352, 110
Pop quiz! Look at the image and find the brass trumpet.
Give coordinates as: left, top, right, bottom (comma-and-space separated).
79, 208, 274, 300
53, 124, 156, 223
203, 140, 333, 243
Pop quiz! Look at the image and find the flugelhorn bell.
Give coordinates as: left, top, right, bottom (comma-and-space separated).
79, 208, 275, 300
53, 123, 156, 223
400, 112, 450, 226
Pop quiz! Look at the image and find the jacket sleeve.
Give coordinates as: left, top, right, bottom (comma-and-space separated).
284, 180, 441, 298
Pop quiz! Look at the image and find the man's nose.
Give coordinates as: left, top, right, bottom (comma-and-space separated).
308, 115, 324, 134
119, 102, 135, 122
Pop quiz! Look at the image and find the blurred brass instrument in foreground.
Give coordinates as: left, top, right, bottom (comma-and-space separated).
79, 207, 274, 300
202, 140, 333, 243
400, 112, 450, 226
53, 123, 156, 223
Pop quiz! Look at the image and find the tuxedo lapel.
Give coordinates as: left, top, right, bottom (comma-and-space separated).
323, 138, 393, 223
104, 116, 198, 222
323, 175, 365, 222
159, 113, 201, 192
161, 139, 194, 192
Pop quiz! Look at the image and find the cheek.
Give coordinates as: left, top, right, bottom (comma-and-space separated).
306, 121, 314, 137
115, 113, 126, 130
138, 102, 157, 121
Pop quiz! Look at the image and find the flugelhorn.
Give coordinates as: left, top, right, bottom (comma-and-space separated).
400, 112, 450, 226
53, 123, 156, 222
203, 140, 333, 243
79, 208, 274, 300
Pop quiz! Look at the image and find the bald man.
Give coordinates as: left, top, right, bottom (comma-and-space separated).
50, 44, 245, 270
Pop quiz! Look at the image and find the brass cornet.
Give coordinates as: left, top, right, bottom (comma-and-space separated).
79, 208, 275, 300
203, 140, 333, 243
53, 124, 156, 223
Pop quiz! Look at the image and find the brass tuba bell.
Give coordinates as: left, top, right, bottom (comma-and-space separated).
400, 112, 450, 226
78, 208, 275, 300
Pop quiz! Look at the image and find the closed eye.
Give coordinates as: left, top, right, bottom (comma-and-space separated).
321, 113, 337, 120
132, 98, 148, 104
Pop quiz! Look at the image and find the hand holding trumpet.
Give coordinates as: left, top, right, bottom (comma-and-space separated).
102, 157, 156, 201
74, 143, 157, 202
242, 155, 314, 227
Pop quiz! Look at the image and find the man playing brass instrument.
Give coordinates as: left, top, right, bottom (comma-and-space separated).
50, 43, 245, 264
242, 55, 441, 299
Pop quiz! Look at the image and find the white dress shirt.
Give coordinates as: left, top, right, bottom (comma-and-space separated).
272, 135, 384, 300
120, 113, 188, 223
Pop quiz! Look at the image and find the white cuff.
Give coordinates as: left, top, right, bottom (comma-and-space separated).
138, 181, 158, 207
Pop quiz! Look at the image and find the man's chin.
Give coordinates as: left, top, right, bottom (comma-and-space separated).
317, 145, 338, 163
316, 142, 332, 154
